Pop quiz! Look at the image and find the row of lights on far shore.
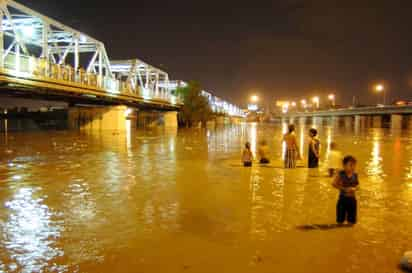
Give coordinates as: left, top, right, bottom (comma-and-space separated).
248, 94, 335, 113
248, 83, 386, 113
279, 94, 335, 113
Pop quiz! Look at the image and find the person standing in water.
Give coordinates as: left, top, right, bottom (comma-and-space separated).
258, 140, 270, 164
332, 156, 359, 225
308, 128, 320, 168
283, 124, 301, 168
242, 142, 253, 167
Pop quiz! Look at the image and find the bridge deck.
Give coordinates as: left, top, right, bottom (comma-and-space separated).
277, 106, 412, 118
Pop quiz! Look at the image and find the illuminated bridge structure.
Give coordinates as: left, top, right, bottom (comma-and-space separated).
0, 0, 244, 129
276, 105, 412, 130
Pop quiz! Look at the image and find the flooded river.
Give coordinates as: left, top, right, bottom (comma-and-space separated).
0, 120, 411, 273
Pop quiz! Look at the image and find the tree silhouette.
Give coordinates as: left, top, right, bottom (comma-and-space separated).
176, 81, 212, 127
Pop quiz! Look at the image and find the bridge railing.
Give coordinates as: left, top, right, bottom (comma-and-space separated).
2, 52, 182, 105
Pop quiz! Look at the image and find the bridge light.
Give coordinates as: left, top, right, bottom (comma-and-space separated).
80, 34, 87, 43
22, 25, 34, 38
250, 95, 259, 102
124, 108, 133, 117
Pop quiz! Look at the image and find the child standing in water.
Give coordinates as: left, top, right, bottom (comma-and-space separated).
308, 128, 320, 168
258, 140, 270, 164
327, 142, 343, 177
242, 142, 253, 167
332, 156, 359, 225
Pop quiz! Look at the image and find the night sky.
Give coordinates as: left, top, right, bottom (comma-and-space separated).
17, 0, 412, 106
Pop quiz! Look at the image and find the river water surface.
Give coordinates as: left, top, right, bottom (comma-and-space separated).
0, 121, 411, 273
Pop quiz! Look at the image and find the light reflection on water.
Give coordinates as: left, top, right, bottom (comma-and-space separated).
0, 121, 411, 272
1, 188, 65, 273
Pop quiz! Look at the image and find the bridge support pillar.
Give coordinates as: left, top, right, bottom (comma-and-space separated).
355, 115, 367, 129
330, 116, 339, 128
312, 116, 322, 128
163, 111, 178, 128
216, 116, 226, 125
230, 116, 242, 124
372, 116, 382, 128
299, 117, 306, 126
344, 116, 353, 130
391, 114, 403, 130
68, 105, 133, 131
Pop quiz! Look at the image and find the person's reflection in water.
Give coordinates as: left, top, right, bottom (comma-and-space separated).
258, 140, 270, 164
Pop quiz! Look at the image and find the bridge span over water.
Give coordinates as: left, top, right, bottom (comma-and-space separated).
276, 105, 412, 130
0, 0, 244, 129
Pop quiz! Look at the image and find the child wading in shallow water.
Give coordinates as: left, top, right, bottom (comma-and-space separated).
332, 156, 359, 225
242, 142, 253, 167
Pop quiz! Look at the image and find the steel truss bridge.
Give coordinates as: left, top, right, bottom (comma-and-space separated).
0, 0, 244, 116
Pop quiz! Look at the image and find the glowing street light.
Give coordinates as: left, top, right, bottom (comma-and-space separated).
375, 84, 384, 92
291, 101, 297, 107
328, 94, 336, 107
300, 99, 307, 108
374, 84, 386, 105
250, 95, 259, 103
312, 96, 320, 109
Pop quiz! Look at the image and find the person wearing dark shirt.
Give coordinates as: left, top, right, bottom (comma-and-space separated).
308, 128, 320, 168
332, 155, 359, 224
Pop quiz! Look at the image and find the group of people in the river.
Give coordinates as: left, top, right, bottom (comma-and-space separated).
241, 123, 359, 225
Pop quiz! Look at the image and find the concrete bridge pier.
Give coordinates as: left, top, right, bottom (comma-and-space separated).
330, 116, 339, 128
216, 116, 229, 126
68, 105, 135, 131
136, 111, 178, 128
355, 115, 367, 129
391, 114, 403, 130
230, 116, 242, 124
344, 116, 353, 130
372, 116, 382, 128
312, 116, 322, 128
68, 106, 178, 131
163, 111, 178, 128
299, 117, 306, 127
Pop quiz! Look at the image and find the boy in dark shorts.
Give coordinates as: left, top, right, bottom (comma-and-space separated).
332, 156, 359, 225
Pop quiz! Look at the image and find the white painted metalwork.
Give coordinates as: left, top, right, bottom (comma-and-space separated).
0, 0, 243, 114
110, 59, 177, 102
